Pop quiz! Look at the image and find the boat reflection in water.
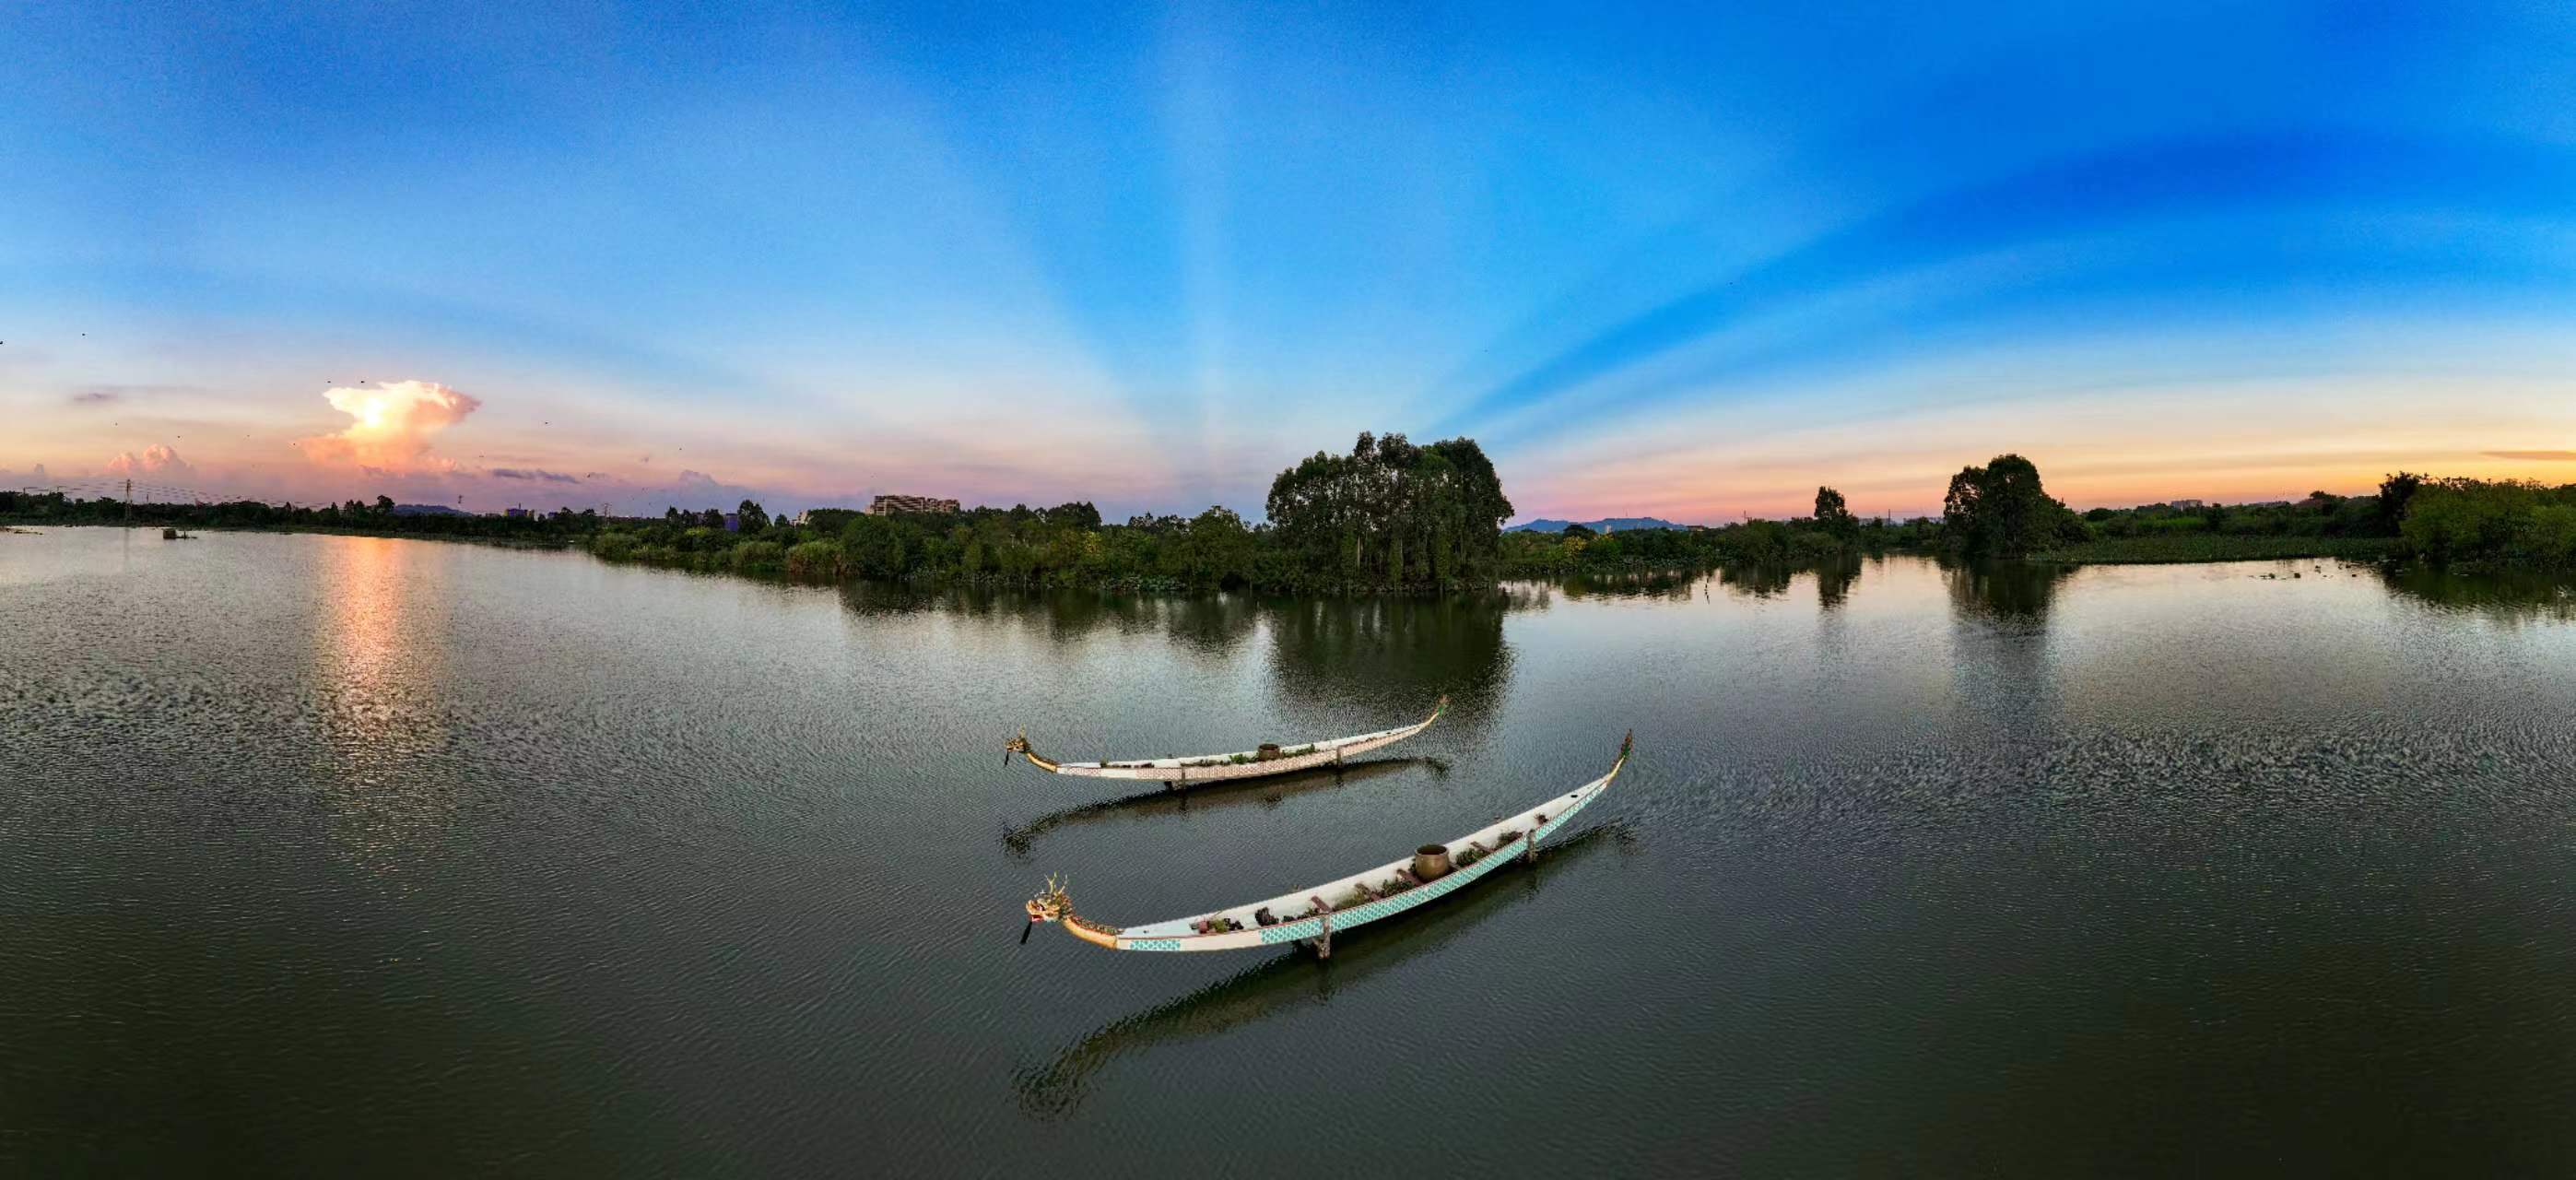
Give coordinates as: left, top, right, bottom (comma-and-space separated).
1004, 756, 1445, 859
1011, 822, 1634, 1118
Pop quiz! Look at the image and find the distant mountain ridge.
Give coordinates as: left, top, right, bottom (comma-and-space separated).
391, 503, 472, 517
1507, 516, 1687, 533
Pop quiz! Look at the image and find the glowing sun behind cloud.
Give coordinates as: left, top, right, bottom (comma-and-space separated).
297, 381, 482, 473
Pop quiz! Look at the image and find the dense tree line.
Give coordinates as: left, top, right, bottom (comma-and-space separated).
587, 499, 1285, 590
11, 447, 2572, 591
578, 432, 1520, 592
1496, 486, 1936, 577
2038, 472, 2576, 569
2394, 478, 2576, 569
0, 490, 602, 541
1493, 460, 2571, 575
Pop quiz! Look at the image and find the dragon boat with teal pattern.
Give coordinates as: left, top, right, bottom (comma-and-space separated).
1023, 731, 1629, 953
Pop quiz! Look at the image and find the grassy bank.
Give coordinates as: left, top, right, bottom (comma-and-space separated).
2030, 535, 2403, 565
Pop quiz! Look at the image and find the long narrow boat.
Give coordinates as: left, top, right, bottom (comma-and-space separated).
1024, 731, 1629, 953
1005, 696, 1445, 785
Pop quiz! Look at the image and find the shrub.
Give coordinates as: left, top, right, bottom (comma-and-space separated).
785, 539, 844, 579
2402, 478, 2557, 566
729, 540, 785, 572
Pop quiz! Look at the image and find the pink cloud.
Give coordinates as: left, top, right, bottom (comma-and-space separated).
296, 380, 482, 473
104, 443, 194, 477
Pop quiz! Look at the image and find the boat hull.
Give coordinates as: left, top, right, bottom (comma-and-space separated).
1112, 780, 1605, 951
1041, 737, 1628, 953
1018, 699, 1443, 785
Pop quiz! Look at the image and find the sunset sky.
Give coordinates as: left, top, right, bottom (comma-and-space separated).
6, 2, 2575, 522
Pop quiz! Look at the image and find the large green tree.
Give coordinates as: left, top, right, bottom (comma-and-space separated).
1264, 431, 1513, 587
2375, 471, 2423, 534
1813, 486, 1858, 542
1942, 454, 2085, 558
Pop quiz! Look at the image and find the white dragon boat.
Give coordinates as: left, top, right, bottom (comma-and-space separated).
1006, 696, 1445, 785
1024, 732, 1629, 954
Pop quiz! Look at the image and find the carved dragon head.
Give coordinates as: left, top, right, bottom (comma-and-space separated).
1025, 874, 1073, 924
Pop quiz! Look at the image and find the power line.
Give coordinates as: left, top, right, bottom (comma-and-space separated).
21, 478, 233, 506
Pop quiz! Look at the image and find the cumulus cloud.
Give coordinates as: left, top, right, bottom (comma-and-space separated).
598, 468, 771, 517
296, 380, 481, 473
105, 443, 194, 477
491, 467, 582, 483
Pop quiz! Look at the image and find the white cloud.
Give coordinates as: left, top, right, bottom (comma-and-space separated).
296, 380, 481, 473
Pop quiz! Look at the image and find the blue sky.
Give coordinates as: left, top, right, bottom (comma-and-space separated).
5, 1, 2573, 518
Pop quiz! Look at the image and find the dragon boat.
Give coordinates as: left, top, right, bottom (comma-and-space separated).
1024, 731, 1629, 954
1005, 696, 1446, 785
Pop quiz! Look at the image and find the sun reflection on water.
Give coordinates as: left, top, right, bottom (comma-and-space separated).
314, 536, 454, 874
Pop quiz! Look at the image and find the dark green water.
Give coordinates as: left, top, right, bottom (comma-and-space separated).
5, 529, 2572, 1175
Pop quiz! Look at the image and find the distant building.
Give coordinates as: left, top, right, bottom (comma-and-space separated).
2168, 499, 2205, 510
502, 506, 535, 520
722, 512, 741, 531
869, 494, 960, 515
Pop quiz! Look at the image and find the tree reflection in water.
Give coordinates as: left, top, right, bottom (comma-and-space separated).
2375, 563, 2576, 622
1813, 556, 1864, 610
1943, 559, 2077, 620
1264, 595, 1513, 727
1714, 564, 1794, 599
835, 582, 1271, 655
1557, 569, 1700, 600
1940, 560, 2077, 733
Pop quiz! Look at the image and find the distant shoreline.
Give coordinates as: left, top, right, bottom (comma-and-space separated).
0, 521, 578, 550
8, 452, 2568, 587
1, 518, 2402, 572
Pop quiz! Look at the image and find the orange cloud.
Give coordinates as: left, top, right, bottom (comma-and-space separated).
105, 443, 194, 477
296, 380, 481, 472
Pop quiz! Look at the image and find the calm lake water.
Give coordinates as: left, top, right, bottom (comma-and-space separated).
5, 527, 2573, 1175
